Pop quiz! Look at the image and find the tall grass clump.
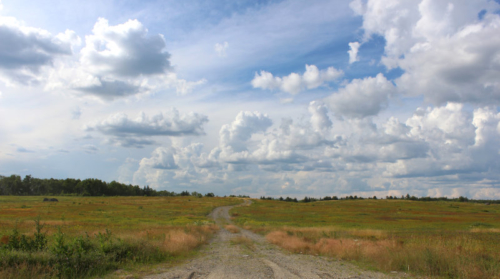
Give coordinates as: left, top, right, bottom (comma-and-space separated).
0, 218, 218, 278
225, 225, 240, 233
232, 199, 500, 278
264, 227, 500, 279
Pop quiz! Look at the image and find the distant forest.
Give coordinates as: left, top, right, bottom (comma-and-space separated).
0, 174, 220, 197
1, 174, 497, 203
260, 194, 500, 204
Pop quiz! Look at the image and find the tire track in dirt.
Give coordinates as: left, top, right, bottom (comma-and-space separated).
144, 199, 409, 279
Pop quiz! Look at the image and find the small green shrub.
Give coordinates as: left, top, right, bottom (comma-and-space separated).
0, 220, 169, 278
4, 217, 47, 252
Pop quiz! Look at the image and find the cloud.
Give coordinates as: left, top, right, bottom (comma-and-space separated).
104, 137, 157, 149
82, 144, 98, 154
133, 143, 215, 189
71, 107, 81, 120
472, 107, 500, 148
405, 103, 475, 147
325, 73, 396, 118
85, 109, 209, 148
309, 101, 333, 131
80, 18, 171, 77
251, 138, 308, 165
216, 111, 273, 166
139, 147, 178, 170
0, 16, 75, 85
127, 102, 500, 197
219, 111, 273, 152
381, 103, 500, 178
16, 147, 34, 153
86, 110, 208, 137
351, 0, 500, 105
170, 73, 207, 95
252, 64, 343, 95
75, 79, 141, 99
133, 147, 179, 189
214, 41, 228, 57
348, 41, 360, 63
217, 105, 340, 167
44, 18, 206, 99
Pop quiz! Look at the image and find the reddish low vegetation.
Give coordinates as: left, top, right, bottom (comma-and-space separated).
265, 228, 500, 279
232, 199, 500, 278
225, 225, 241, 233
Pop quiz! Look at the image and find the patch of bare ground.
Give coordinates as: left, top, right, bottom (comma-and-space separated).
144, 200, 411, 279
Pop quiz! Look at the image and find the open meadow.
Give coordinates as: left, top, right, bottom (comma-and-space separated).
231, 199, 500, 279
0, 196, 240, 278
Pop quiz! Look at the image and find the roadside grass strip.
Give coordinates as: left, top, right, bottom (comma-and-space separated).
0, 196, 240, 278
231, 199, 500, 279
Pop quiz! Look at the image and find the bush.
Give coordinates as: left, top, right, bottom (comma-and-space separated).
4, 217, 47, 252
0, 220, 168, 278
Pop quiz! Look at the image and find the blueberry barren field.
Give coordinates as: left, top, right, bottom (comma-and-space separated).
0, 196, 240, 278
1, 196, 499, 278
231, 199, 500, 279
146, 199, 400, 279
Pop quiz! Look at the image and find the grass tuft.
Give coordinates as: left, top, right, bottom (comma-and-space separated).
232, 199, 500, 278
0, 196, 240, 278
225, 225, 240, 233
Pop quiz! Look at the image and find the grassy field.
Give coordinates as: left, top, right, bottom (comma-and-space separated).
0, 196, 240, 278
231, 199, 500, 279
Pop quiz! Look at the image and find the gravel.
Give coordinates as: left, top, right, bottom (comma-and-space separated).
144, 200, 411, 279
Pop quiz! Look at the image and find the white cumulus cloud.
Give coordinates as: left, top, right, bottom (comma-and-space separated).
84, 109, 208, 148
351, 0, 500, 105
252, 64, 343, 95
80, 18, 171, 77
219, 111, 273, 153
214, 41, 228, 57
0, 16, 75, 85
348, 41, 360, 63
326, 73, 396, 118
45, 18, 206, 99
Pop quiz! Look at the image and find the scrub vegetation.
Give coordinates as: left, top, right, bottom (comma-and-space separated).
231, 199, 500, 279
0, 196, 239, 278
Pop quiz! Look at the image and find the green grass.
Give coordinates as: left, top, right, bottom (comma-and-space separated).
0, 196, 239, 236
232, 199, 500, 279
231, 199, 500, 231
0, 196, 240, 278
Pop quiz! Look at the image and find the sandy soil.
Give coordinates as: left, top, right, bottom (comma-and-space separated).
145, 200, 410, 279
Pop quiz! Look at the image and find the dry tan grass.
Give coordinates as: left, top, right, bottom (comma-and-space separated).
349, 229, 387, 239
231, 236, 255, 251
0, 262, 54, 279
225, 225, 240, 233
274, 226, 387, 240
158, 224, 219, 255
161, 230, 200, 254
107, 224, 220, 256
470, 228, 500, 233
266, 231, 310, 253
0, 235, 9, 244
265, 228, 500, 278
39, 220, 72, 226
231, 236, 251, 245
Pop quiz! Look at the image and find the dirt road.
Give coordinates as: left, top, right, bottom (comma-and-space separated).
145, 200, 408, 279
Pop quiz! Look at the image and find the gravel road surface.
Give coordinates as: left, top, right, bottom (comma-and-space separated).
145, 200, 410, 279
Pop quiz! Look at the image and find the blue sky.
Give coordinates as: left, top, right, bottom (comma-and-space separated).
1, 0, 500, 199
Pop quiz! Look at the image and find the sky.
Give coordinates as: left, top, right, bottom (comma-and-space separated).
1, 0, 500, 199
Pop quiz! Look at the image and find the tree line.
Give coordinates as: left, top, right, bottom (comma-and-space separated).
0, 174, 215, 197
260, 194, 499, 204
